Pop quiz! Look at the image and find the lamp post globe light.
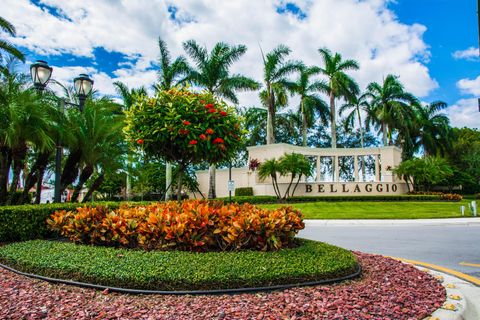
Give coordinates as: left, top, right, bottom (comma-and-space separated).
73, 73, 94, 111
30, 60, 52, 91
29, 60, 94, 203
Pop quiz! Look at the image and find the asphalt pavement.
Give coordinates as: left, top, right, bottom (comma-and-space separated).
301, 220, 480, 279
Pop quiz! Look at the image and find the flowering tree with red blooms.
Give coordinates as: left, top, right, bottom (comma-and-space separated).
124, 87, 244, 200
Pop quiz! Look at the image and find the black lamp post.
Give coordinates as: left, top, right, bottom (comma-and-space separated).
30, 60, 94, 202
74, 73, 94, 111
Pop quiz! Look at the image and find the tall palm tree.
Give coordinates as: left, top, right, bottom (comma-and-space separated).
183, 40, 259, 198
70, 97, 123, 202
242, 107, 303, 147
155, 37, 189, 91
114, 81, 146, 200
0, 16, 24, 62
3, 71, 54, 204
366, 74, 418, 146
114, 82, 147, 111
155, 37, 190, 200
261, 45, 303, 144
286, 65, 329, 146
318, 48, 359, 148
415, 101, 452, 156
339, 92, 370, 148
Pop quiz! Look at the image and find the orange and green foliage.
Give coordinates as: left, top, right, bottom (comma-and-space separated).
47, 200, 304, 251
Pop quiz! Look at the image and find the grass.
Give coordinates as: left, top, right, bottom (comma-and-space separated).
259, 200, 474, 219
0, 239, 357, 291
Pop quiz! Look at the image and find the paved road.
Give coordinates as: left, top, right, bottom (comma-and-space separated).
300, 223, 480, 279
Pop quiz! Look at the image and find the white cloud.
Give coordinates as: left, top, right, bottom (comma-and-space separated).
457, 75, 480, 96
445, 98, 479, 129
3, 0, 439, 107
452, 47, 479, 60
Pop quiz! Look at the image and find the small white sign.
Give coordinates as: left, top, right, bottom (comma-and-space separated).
228, 180, 235, 192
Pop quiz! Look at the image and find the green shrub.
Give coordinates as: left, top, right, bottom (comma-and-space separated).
234, 187, 254, 196
48, 200, 304, 251
0, 202, 126, 242
0, 239, 357, 291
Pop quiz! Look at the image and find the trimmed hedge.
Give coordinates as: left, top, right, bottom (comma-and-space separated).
219, 195, 448, 204
0, 202, 151, 242
234, 187, 254, 197
0, 239, 357, 291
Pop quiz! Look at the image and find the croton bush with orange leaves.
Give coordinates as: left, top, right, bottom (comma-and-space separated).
47, 200, 304, 251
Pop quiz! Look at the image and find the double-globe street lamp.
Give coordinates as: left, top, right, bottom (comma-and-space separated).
30, 60, 94, 202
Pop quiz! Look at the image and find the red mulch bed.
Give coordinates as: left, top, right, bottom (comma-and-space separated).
0, 252, 445, 320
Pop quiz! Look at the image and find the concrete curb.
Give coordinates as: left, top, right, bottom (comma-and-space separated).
304, 218, 480, 227
406, 265, 480, 320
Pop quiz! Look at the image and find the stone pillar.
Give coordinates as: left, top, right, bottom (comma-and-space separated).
334, 156, 340, 182
354, 156, 359, 182
316, 156, 321, 182
375, 154, 381, 182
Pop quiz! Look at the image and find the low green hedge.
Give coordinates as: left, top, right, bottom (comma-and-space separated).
0, 194, 454, 242
0, 202, 152, 242
0, 239, 357, 291
220, 195, 444, 204
235, 187, 254, 197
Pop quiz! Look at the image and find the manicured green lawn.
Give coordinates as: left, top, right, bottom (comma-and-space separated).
259, 200, 473, 219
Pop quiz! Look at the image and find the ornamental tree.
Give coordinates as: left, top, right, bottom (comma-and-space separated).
124, 88, 244, 200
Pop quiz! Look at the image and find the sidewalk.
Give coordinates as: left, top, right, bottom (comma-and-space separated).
304, 217, 480, 226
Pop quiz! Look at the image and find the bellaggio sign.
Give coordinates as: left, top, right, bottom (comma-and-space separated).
304, 183, 399, 194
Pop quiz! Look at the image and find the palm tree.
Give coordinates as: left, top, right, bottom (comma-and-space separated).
286, 65, 329, 146
416, 101, 452, 156
183, 40, 259, 198
155, 37, 190, 200
70, 97, 124, 202
155, 37, 189, 91
113, 81, 147, 111
0, 65, 54, 204
261, 45, 303, 144
113, 81, 146, 200
242, 107, 303, 146
0, 16, 24, 63
339, 92, 370, 148
366, 74, 418, 146
257, 158, 283, 199
318, 48, 359, 148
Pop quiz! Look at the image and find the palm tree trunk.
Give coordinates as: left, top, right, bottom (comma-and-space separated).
207, 164, 216, 199
266, 87, 275, 144
0, 147, 11, 205
165, 162, 172, 200
21, 152, 50, 204
34, 167, 46, 204
388, 126, 393, 146
82, 173, 105, 203
301, 100, 308, 147
177, 168, 183, 202
382, 122, 388, 146
8, 144, 28, 204
356, 107, 366, 180
329, 91, 336, 148
60, 149, 82, 195
329, 91, 337, 180
71, 165, 94, 202
267, 111, 274, 144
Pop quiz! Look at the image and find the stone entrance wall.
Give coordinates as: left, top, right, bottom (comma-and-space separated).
192, 143, 407, 198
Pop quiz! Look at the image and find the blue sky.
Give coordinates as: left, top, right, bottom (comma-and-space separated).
391, 0, 479, 104
2, 0, 479, 128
